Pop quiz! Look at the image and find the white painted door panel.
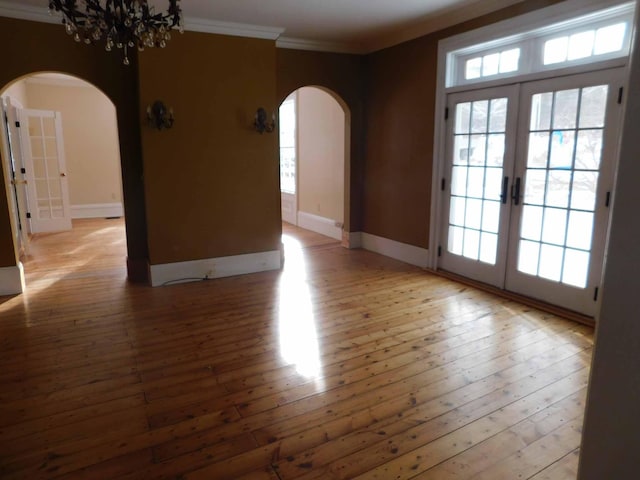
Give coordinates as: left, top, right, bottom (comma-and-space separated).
18, 109, 72, 233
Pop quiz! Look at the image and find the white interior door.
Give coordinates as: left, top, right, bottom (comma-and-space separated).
18, 109, 72, 233
1, 96, 29, 253
505, 69, 624, 316
439, 85, 519, 287
439, 69, 623, 317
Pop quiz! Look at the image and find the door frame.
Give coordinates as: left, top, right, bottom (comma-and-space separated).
433, 67, 626, 316
429, 0, 633, 271
279, 92, 298, 226
0, 95, 29, 255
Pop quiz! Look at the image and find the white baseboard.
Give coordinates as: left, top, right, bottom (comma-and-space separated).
297, 211, 342, 240
149, 250, 282, 287
0, 263, 24, 296
71, 203, 124, 219
359, 232, 430, 268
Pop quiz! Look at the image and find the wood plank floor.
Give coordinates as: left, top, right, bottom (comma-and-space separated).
0, 218, 593, 479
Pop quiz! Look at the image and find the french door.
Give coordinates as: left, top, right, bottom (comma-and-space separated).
439, 69, 624, 316
18, 109, 72, 233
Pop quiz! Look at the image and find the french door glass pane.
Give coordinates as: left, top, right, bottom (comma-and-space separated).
517, 85, 608, 288
448, 97, 508, 264
29, 115, 54, 220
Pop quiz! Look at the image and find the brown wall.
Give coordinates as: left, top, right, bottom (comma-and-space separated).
363, 0, 565, 248
276, 49, 367, 232
0, 0, 568, 275
139, 33, 280, 264
0, 17, 147, 277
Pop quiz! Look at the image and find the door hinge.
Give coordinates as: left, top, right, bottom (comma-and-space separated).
26, 212, 31, 219
441, 178, 446, 191
15, 121, 20, 128
605, 191, 611, 207
617, 87, 624, 105
445, 107, 449, 120
437, 246, 442, 257
594, 287, 599, 302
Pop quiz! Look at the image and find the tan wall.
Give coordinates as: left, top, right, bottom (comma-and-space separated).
578, 9, 640, 478
138, 32, 280, 265
24, 81, 123, 206
0, 17, 146, 278
298, 87, 345, 223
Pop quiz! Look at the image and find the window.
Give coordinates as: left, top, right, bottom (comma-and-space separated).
465, 48, 521, 80
279, 97, 296, 194
543, 22, 627, 66
447, 1, 634, 88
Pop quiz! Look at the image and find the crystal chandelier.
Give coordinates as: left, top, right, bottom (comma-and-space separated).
48, 1, 184, 65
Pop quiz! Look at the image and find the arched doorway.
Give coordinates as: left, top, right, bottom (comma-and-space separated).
278, 86, 351, 243
0, 72, 127, 290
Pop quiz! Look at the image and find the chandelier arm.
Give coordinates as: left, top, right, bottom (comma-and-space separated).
49, 0, 183, 64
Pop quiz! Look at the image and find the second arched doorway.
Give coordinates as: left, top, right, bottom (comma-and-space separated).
278, 86, 350, 242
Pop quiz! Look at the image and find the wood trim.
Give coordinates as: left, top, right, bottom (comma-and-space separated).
276, 36, 363, 54
149, 250, 282, 287
71, 203, 124, 219
360, 232, 429, 268
433, 268, 596, 327
183, 16, 284, 40
296, 211, 342, 240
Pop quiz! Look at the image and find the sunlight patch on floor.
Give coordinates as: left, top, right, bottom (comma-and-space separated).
278, 234, 324, 382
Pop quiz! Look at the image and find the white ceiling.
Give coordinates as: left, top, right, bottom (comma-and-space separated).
4, 0, 525, 53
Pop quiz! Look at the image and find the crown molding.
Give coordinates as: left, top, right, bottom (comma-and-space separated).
184, 16, 284, 40
276, 36, 365, 55
0, 1, 58, 24
0, 2, 285, 42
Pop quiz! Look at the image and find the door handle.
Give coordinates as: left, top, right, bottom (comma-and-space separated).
60, 172, 67, 177
501, 176, 509, 204
511, 177, 521, 206
10, 179, 27, 185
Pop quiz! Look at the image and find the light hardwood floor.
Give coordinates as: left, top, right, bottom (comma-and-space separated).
0, 219, 593, 479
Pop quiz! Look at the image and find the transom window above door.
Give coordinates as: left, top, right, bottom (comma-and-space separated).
447, 1, 634, 88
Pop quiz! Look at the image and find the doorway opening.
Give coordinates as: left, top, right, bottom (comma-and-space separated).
0, 72, 126, 289
278, 86, 350, 242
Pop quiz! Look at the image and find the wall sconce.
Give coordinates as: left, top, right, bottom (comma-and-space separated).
254, 107, 276, 134
147, 100, 174, 130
